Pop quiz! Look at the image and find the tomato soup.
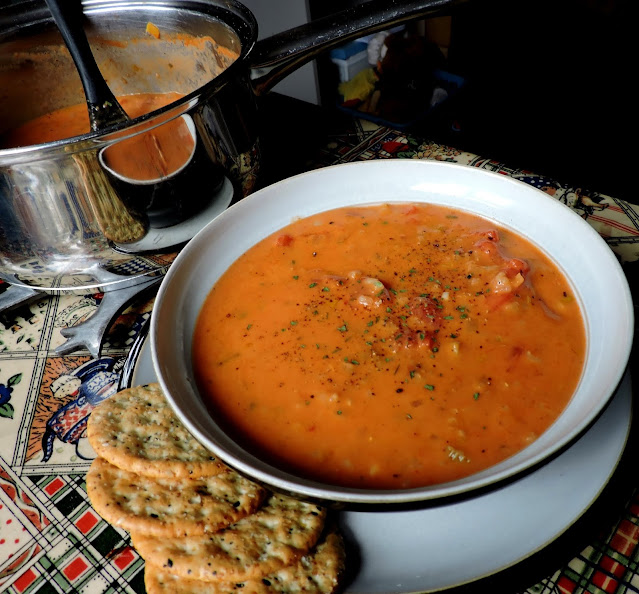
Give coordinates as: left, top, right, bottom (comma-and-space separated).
0, 93, 193, 181
192, 203, 585, 489
0, 93, 182, 146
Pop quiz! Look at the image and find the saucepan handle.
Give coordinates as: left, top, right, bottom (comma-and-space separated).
248, 0, 465, 96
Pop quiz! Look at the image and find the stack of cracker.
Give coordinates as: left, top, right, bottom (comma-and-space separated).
86, 383, 346, 593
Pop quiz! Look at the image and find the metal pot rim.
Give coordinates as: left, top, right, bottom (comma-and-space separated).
0, 0, 258, 161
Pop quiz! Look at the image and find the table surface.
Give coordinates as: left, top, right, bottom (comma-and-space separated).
1, 99, 638, 594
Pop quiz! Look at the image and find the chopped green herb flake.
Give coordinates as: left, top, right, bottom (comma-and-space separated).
309, 282, 317, 288
424, 384, 435, 391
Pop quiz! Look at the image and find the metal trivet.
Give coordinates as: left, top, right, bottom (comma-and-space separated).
0, 271, 161, 358
0, 175, 236, 357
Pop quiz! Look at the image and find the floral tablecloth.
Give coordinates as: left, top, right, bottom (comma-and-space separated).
1, 117, 638, 594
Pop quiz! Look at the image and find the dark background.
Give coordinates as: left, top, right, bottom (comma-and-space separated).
310, 0, 634, 204
441, 0, 633, 204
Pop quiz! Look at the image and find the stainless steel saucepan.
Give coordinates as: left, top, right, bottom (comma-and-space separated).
0, 0, 462, 293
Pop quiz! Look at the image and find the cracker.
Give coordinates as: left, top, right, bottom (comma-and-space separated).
132, 493, 327, 582
144, 523, 345, 593
87, 383, 226, 478
86, 457, 268, 537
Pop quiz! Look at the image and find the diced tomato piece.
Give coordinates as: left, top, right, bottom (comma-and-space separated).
275, 234, 293, 247
409, 297, 443, 331
485, 292, 514, 311
503, 258, 530, 279
402, 204, 419, 215
421, 333, 436, 350
475, 240, 500, 258
473, 229, 500, 242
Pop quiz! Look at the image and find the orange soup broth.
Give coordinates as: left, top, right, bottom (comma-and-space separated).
1, 92, 195, 182
0, 92, 184, 147
192, 203, 586, 489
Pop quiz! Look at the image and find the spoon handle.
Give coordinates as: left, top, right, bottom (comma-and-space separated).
44, 0, 129, 131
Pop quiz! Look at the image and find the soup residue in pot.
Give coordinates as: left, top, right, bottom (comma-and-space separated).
1, 93, 180, 146
0, 93, 194, 181
192, 203, 586, 489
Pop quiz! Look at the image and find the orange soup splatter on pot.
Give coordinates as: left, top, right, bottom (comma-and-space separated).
192, 203, 585, 489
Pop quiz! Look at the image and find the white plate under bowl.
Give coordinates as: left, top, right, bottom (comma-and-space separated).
130, 336, 632, 592
150, 160, 634, 505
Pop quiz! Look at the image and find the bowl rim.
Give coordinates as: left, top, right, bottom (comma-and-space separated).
151, 159, 634, 505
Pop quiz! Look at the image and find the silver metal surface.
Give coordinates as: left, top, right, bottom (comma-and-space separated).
0, 0, 254, 293
0, 0, 463, 295
56, 272, 162, 358
0, 267, 162, 357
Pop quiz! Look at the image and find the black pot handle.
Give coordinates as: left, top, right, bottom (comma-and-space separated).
248, 0, 467, 96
